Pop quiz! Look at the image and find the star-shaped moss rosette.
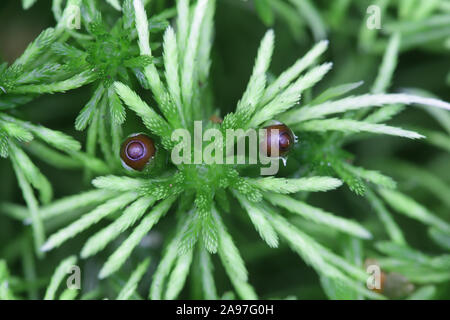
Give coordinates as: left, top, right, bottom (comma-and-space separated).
1, 1, 107, 102
65, 0, 170, 128
48, 0, 172, 169
2, 0, 172, 172
36, 0, 450, 299
0, 1, 147, 256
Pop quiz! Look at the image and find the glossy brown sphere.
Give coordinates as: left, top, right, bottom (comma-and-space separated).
209, 114, 223, 124
120, 134, 156, 171
261, 123, 295, 157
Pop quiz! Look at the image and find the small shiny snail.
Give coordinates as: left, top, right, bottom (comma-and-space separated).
364, 259, 414, 298
209, 114, 223, 124
260, 122, 296, 158
120, 133, 156, 171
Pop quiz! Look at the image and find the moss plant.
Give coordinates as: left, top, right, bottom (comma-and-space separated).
0, 0, 449, 300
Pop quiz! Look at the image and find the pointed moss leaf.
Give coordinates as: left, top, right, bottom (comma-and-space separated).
51, 42, 85, 58
234, 192, 279, 248
344, 165, 397, 189
92, 175, 146, 191
296, 118, 424, 139
378, 188, 450, 233
283, 93, 450, 123
28, 125, 81, 152
385, 160, 450, 208
181, 0, 209, 110
311, 81, 364, 105
331, 161, 366, 196
165, 250, 194, 299
215, 189, 230, 213
133, 0, 151, 55
428, 228, 450, 250
0, 114, 80, 152
265, 193, 372, 239
108, 86, 126, 124
25, 189, 117, 224
14, 27, 55, 66
44, 256, 77, 300
232, 177, 263, 202
268, 212, 336, 278
105, 0, 122, 11
236, 30, 274, 118
0, 131, 9, 157
22, 0, 38, 10
124, 55, 153, 69
201, 212, 219, 254
250, 63, 332, 127
114, 81, 172, 140
133, 0, 167, 105
163, 26, 184, 127
16, 63, 62, 85
0, 64, 23, 93
200, 247, 218, 299
372, 33, 400, 94
150, 220, 187, 300
196, 0, 215, 83
178, 215, 202, 255
13, 71, 96, 95
11, 159, 45, 257
99, 196, 177, 279
122, 0, 135, 30
262, 40, 329, 105
320, 275, 358, 300
176, 0, 189, 57
289, 0, 326, 41
267, 212, 383, 299
375, 241, 438, 267
81, 196, 155, 258
75, 85, 105, 130
117, 258, 151, 300
41, 192, 138, 252
249, 176, 343, 194
214, 208, 257, 299
0, 121, 33, 143
214, 209, 248, 282
9, 142, 53, 204
418, 128, 450, 153
365, 189, 406, 245
364, 104, 405, 124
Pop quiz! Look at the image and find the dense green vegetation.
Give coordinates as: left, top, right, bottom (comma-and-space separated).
0, 0, 449, 300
